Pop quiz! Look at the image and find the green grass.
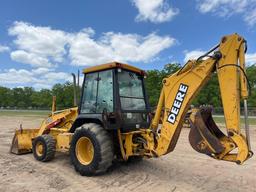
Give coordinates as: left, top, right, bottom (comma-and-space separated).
0, 110, 50, 117
213, 116, 256, 125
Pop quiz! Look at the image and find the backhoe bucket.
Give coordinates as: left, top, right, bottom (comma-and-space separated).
189, 107, 226, 156
10, 128, 39, 154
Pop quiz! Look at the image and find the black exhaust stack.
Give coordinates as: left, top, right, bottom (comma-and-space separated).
71, 73, 77, 106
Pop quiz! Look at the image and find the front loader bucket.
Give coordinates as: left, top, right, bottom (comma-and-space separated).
10, 128, 39, 154
189, 107, 226, 156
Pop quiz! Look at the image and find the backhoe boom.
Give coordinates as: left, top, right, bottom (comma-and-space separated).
148, 33, 252, 164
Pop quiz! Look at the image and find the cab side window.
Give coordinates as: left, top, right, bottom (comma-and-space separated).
81, 70, 113, 113
97, 70, 114, 113
81, 73, 98, 113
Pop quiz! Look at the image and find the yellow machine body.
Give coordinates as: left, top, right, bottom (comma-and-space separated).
116, 34, 252, 164
10, 107, 78, 154
10, 34, 252, 171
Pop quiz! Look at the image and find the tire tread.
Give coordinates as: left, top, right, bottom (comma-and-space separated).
70, 123, 113, 176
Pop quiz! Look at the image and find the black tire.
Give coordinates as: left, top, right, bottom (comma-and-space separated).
128, 156, 143, 163
70, 123, 114, 176
32, 134, 56, 162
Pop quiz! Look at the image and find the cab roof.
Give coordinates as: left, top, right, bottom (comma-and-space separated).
83, 61, 146, 76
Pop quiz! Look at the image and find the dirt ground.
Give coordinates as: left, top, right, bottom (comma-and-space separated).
0, 115, 255, 192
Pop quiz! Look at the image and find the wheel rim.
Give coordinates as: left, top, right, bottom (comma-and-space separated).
36, 142, 44, 156
76, 137, 94, 165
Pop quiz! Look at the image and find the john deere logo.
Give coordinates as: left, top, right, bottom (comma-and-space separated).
167, 83, 188, 124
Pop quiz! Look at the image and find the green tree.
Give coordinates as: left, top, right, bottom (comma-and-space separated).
12, 88, 25, 108
52, 82, 74, 109
0, 64, 254, 110
145, 63, 255, 109
0, 86, 12, 107
247, 65, 256, 107
192, 73, 221, 107
145, 63, 181, 107
23, 87, 34, 107
31, 89, 52, 109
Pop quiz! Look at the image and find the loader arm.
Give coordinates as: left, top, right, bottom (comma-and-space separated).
150, 34, 252, 164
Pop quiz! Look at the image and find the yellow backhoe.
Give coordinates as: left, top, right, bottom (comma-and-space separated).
10, 33, 253, 176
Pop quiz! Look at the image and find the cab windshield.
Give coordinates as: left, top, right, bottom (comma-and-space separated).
118, 70, 146, 111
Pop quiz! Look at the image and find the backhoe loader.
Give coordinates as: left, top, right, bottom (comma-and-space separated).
10, 33, 253, 176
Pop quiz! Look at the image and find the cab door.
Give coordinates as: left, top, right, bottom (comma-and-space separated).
81, 70, 114, 114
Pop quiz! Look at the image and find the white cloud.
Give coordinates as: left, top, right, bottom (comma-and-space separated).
4, 21, 177, 89
33, 83, 52, 90
183, 49, 205, 62
197, 0, 247, 15
31, 67, 53, 75
9, 21, 68, 67
132, 0, 179, 23
0, 68, 71, 90
0, 45, 10, 53
8, 21, 176, 67
196, 0, 256, 26
69, 31, 176, 66
246, 53, 256, 66
42, 72, 72, 81
0, 68, 36, 84
10, 50, 52, 67
244, 10, 256, 27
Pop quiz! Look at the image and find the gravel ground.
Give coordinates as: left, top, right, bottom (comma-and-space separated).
0, 115, 255, 192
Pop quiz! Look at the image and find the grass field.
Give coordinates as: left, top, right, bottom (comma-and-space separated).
0, 110, 255, 125
0, 110, 50, 117
213, 116, 256, 125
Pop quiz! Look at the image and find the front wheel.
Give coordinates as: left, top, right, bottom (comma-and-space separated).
70, 123, 114, 176
32, 134, 56, 162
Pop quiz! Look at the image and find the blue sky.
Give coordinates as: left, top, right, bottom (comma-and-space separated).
0, 0, 256, 89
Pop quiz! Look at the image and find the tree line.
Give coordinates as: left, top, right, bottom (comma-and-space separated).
0, 83, 75, 109
0, 64, 255, 110
145, 63, 256, 108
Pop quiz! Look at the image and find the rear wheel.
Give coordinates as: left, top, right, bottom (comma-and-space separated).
32, 134, 56, 162
70, 123, 114, 176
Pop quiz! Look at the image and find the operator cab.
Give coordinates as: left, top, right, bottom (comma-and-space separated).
79, 62, 151, 131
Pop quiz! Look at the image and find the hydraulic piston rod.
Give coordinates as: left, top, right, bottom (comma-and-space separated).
244, 100, 251, 151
